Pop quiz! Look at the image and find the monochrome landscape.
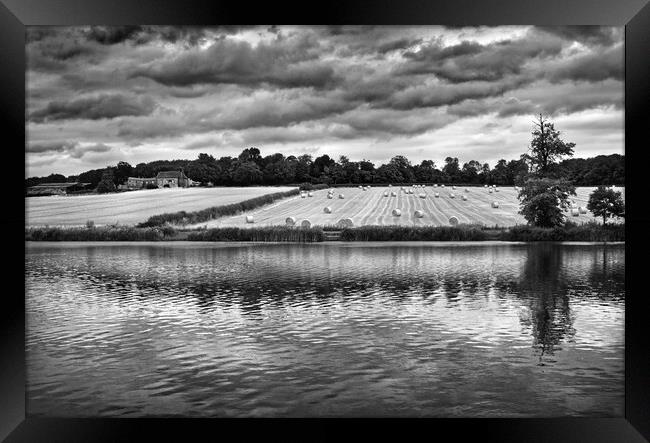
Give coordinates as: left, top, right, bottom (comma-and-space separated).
26, 25, 625, 417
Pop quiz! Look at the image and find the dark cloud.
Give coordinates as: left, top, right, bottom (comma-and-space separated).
130, 33, 337, 89
546, 45, 623, 83
399, 30, 565, 83
377, 37, 423, 54
68, 143, 113, 158
27, 140, 78, 154
536, 26, 621, 47
84, 26, 144, 45
29, 94, 157, 122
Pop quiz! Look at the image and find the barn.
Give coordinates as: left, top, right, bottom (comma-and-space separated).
156, 171, 190, 188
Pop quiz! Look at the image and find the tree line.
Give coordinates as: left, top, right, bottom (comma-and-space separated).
25, 149, 624, 190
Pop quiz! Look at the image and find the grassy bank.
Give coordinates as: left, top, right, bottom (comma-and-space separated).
25, 226, 177, 241
186, 226, 324, 242
137, 188, 300, 227
340, 225, 491, 241
25, 222, 624, 242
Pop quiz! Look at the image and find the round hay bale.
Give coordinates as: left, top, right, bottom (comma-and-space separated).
462, 195, 468, 201
285, 216, 296, 226
301, 219, 312, 228
434, 192, 440, 198
245, 215, 255, 223
495, 188, 499, 192
392, 208, 402, 216
389, 184, 393, 187
308, 192, 313, 197
339, 194, 345, 199
452, 186, 456, 190
301, 193, 306, 198
358, 185, 363, 189
337, 218, 354, 228
579, 207, 588, 214
327, 194, 334, 199
489, 189, 493, 194
414, 210, 424, 218
449, 216, 459, 226
383, 191, 389, 197
419, 193, 426, 198
323, 206, 332, 214
362, 187, 368, 191
449, 193, 455, 199
465, 188, 470, 193
441, 184, 445, 188
484, 184, 488, 188
571, 209, 580, 217
491, 201, 499, 208
391, 191, 397, 197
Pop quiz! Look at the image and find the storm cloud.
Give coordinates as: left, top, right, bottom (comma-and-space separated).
25, 25, 624, 177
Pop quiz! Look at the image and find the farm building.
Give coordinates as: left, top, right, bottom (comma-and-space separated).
156, 170, 190, 188
126, 177, 158, 190
26, 182, 93, 196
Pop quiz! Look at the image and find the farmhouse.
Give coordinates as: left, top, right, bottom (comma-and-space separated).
127, 177, 158, 190
27, 182, 92, 196
156, 170, 190, 188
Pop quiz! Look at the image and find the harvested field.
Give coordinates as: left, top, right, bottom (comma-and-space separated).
26, 186, 297, 226
190, 185, 625, 228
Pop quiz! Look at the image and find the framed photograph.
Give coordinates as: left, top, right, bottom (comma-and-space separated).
4, 0, 650, 440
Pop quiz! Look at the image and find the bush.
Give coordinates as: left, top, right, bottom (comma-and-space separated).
339, 225, 489, 241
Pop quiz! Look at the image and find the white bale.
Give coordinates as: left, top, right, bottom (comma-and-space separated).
392, 208, 402, 216
285, 216, 296, 226
327, 194, 334, 199
323, 206, 332, 214
245, 215, 255, 223
579, 207, 588, 214
434, 192, 440, 198
414, 210, 424, 218
441, 184, 445, 188
308, 192, 313, 197
419, 193, 426, 199
495, 188, 499, 192
452, 186, 456, 190
571, 209, 580, 217
339, 194, 345, 199
391, 191, 397, 197
484, 184, 488, 188
358, 185, 363, 189
449, 216, 459, 226
462, 195, 468, 201
301, 219, 312, 228
337, 218, 354, 228
384, 191, 389, 197
449, 193, 455, 199
389, 184, 393, 187
465, 188, 470, 193
489, 189, 493, 194
301, 193, 306, 198
491, 201, 499, 208
363, 187, 368, 191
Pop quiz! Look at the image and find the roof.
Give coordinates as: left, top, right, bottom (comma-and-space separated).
156, 171, 187, 179
128, 176, 156, 181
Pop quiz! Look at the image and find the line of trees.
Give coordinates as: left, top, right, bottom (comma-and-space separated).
25, 148, 624, 191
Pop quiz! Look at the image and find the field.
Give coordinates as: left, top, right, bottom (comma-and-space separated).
189, 185, 625, 229
26, 186, 297, 227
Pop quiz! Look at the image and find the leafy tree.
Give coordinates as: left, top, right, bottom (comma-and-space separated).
238, 147, 262, 165
461, 160, 482, 184
587, 186, 625, 225
518, 177, 576, 227
442, 157, 461, 183
232, 161, 263, 185
526, 114, 575, 175
114, 161, 133, 185
389, 155, 414, 182
96, 168, 117, 193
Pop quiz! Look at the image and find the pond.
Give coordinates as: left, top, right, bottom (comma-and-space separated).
25, 241, 625, 417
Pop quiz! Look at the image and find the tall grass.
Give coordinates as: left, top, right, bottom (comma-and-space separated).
26, 225, 177, 241
505, 221, 624, 242
186, 226, 324, 242
137, 189, 300, 227
340, 225, 489, 241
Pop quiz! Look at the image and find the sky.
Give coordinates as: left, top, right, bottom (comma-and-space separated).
25, 25, 624, 177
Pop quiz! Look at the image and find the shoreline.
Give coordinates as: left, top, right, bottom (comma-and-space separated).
25, 223, 625, 243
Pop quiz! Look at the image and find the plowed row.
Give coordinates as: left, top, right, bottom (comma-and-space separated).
194, 186, 625, 228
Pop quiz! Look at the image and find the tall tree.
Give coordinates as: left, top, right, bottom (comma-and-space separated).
526, 114, 575, 175
518, 177, 576, 227
587, 186, 625, 225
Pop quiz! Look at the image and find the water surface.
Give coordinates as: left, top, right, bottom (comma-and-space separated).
26, 241, 625, 417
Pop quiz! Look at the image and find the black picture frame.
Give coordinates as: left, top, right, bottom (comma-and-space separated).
4, 0, 650, 441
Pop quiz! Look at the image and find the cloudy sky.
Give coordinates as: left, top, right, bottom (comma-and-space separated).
26, 25, 624, 177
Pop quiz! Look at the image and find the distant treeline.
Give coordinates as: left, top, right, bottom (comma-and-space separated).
25, 148, 624, 190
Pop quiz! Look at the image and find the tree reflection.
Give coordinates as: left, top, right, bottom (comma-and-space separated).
514, 244, 575, 364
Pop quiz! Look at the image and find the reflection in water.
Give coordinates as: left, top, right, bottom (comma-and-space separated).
26, 242, 624, 417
